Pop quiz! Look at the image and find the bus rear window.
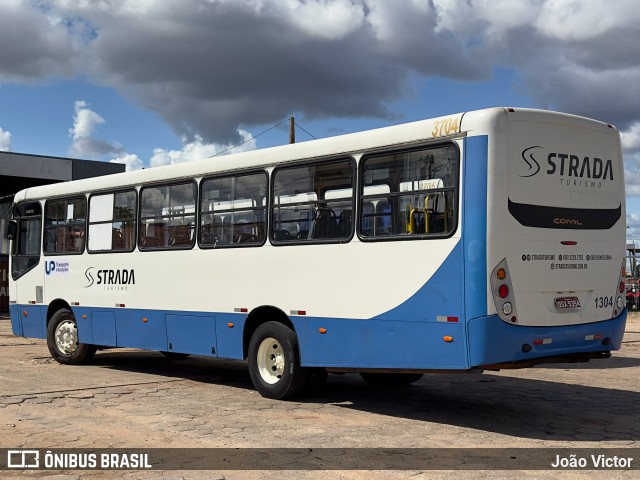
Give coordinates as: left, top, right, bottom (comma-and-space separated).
359, 144, 458, 240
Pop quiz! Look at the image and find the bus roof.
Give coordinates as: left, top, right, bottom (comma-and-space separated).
13, 107, 615, 202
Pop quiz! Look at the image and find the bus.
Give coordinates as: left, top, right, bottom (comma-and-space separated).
5, 107, 627, 399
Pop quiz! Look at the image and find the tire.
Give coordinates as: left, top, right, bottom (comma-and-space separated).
47, 308, 96, 365
359, 372, 423, 387
248, 321, 311, 399
160, 351, 191, 359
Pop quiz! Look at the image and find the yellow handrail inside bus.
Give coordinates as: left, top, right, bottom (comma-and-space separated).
406, 192, 453, 234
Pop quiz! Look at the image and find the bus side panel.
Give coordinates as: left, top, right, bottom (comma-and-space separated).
462, 135, 489, 321
9, 304, 23, 337
296, 318, 466, 369
116, 309, 168, 351
468, 311, 626, 366
73, 307, 93, 344
214, 314, 245, 359
296, 242, 467, 369
18, 305, 46, 339
92, 310, 117, 346
70, 305, 242, 358
371, 241, 464, 322
166, 314, 217, 356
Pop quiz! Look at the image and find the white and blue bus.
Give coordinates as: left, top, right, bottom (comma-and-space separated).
6, 108, 627, 399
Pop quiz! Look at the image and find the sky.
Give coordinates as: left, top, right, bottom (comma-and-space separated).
0, 0, 639, 244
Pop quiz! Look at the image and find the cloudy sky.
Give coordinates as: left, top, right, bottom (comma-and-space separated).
0, 0, 639, 241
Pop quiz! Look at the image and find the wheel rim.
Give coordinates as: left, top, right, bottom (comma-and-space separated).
256, 336, 285, 385
55, 320, 78, 355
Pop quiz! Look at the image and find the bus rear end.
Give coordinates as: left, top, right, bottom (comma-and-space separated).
469, 108, 626, 368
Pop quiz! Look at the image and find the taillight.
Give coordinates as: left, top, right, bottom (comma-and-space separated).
613, 260, 625, 317
491, 259, 517, 324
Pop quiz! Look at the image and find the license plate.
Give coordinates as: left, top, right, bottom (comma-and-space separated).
554, 296, 581, 309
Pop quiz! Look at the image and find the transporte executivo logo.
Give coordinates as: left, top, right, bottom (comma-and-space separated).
519, 146, 614, 181
45, 260, 69, 275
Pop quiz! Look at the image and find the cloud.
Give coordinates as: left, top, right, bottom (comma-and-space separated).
0, 127, 11, 151
622, 122, 640, 153
0, 0, 77, 81
432, 0, 640, 128
67, 99, 257, 169
69, 100, 123, 158
150, 131, 256, 168
627, 212, 640, 249
109, 153, 143, 172
69, 100, 104, 140
35, 0, 486, 145
621, 123, 640, 197
2, 0, 640, 153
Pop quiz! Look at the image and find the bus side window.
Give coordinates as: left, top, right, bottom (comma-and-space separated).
88, 190, 137, 253
271, 159, 354, 244
199, 171, 267, 248
139, 182, 196, 250
44, 196, 86, 255
359, 145, 458, 240
10, 202, 42, 280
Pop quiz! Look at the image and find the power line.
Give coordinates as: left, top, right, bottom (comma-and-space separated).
210, 118, 290, 158
209, 117, 318, 158
294, 121, 317, 140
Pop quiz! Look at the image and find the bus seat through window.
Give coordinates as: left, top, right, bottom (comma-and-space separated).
337, 209, 352, 237
311, 207, 337, 239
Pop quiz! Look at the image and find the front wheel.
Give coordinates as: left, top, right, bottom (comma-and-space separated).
248, 322, 311, 399
47, 308, 96, 365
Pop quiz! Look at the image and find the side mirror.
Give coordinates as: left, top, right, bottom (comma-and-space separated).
5, 219, 17, 240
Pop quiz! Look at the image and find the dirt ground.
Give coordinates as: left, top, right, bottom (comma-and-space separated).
0, 313, 638, 480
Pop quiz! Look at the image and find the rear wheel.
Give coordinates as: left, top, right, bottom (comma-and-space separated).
248, 321, 311, 399
360, 372, 423, 387
47, 308, 96, 365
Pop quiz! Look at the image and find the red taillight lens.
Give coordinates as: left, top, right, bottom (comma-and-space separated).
619, 281, 625, 293
498, 285, 509, 298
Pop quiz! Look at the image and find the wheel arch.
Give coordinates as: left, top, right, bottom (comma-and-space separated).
47, 298, 73, 326
243, 305, 295, 359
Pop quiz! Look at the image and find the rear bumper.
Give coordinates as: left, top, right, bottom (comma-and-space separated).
468, 310, 626, 368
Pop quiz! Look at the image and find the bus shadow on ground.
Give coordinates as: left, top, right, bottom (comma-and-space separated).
93, 349, 253, 387
309, 373, 640, 442
92, 349, 640, 442
538, 353, 640, 369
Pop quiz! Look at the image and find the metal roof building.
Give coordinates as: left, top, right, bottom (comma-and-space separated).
0, 151, 125, 311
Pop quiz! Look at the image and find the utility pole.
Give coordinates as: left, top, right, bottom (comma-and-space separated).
289, 117, 295, 144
